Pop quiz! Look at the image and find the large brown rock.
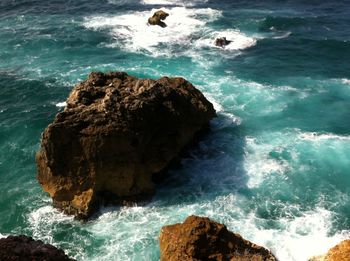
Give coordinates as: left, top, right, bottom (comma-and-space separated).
309, 240, 350, 261
36, 72, 216, 219
0, 235, 74, 261
159, 215, 277, 261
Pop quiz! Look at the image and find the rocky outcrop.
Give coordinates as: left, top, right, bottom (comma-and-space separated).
309, 240, 350, 261
159, 215, 277, 261
215, 37, 232, 48
0, 235, 74, 261
148, 10, 169, 28
36, 72, 216, 219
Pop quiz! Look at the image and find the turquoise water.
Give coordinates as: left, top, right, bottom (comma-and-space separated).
1, 0, 350, 260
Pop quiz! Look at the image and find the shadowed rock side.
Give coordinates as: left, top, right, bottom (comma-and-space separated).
0, 235, 75, 261
309, 240, 350, 261
36, 72, 216, 219
159, 216, 277, 261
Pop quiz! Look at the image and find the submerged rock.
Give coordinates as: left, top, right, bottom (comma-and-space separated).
214, 37, 232, 48
148, 10, 169, 28
309, 240, 350, 261
159, 215, 277, 261
0, 235, 74, 261
36, 72, 216, 219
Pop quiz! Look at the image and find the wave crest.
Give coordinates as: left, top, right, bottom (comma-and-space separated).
83, 7, 256, 58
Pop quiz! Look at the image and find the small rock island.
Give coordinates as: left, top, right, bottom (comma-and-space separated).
36, 72, 216, 219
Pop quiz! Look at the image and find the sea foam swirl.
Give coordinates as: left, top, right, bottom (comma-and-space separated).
83, 7, 256, 58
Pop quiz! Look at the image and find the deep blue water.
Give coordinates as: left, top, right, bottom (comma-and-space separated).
1, 0, 350, 260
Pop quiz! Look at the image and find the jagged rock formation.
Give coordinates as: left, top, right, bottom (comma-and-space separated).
36, 72, 216, 219
159, 215, 277, 261
148, 10, 169, 28
0, 235, 74, 261
309, 240, 350, 261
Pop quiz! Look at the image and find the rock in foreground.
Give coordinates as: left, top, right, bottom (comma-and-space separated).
37, 72, 216, 219
159, 215, 277, 261
0, 235, 74, 261
309, 240, 350, 261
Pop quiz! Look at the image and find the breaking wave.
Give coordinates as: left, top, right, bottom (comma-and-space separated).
83, 7, 256, 58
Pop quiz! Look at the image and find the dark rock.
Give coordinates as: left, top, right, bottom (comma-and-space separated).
159, 215, 277, 261
0, 235, 74, 261
36, 72, 216, 219
148, 10, 169, 28
214, 37, 232, 48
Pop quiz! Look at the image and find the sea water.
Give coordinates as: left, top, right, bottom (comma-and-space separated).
0, 0, 350, 260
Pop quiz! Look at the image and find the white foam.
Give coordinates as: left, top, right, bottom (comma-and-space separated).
55, 101, 67, 107
141, 0, 181, 5
272, 31, 292, 39
83, 6, 258, 67
209, 195, 350, 261
342, 78, 350, 85
78, 192, 350, 261
299, 132, 350, 142
188, 74, 303, 118
84, 7, 221, 57
242, 127, 350, 189
195, 29, 257, 51
205, 94, 223, 112
28, 206, 74, 243
83, 7, 256, 59
141, 0, 208, 6
86, 206, 170, 261
222, 112, 242, 126
202, 92, 242, 128
263, 25, 293, 40
142, 0, 177, 4
264, 208, 349, 261
24, 124, 349, 260
244, 136, 290, 188
210, 112, 242, 131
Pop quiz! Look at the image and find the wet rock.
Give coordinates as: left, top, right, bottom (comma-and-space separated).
36, 72, 216, 219
148, 10, 169, 28
214, 37, 232, 48
0, 235, 74, 261
159, 215, 277, 261
309, 240, 350, 261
